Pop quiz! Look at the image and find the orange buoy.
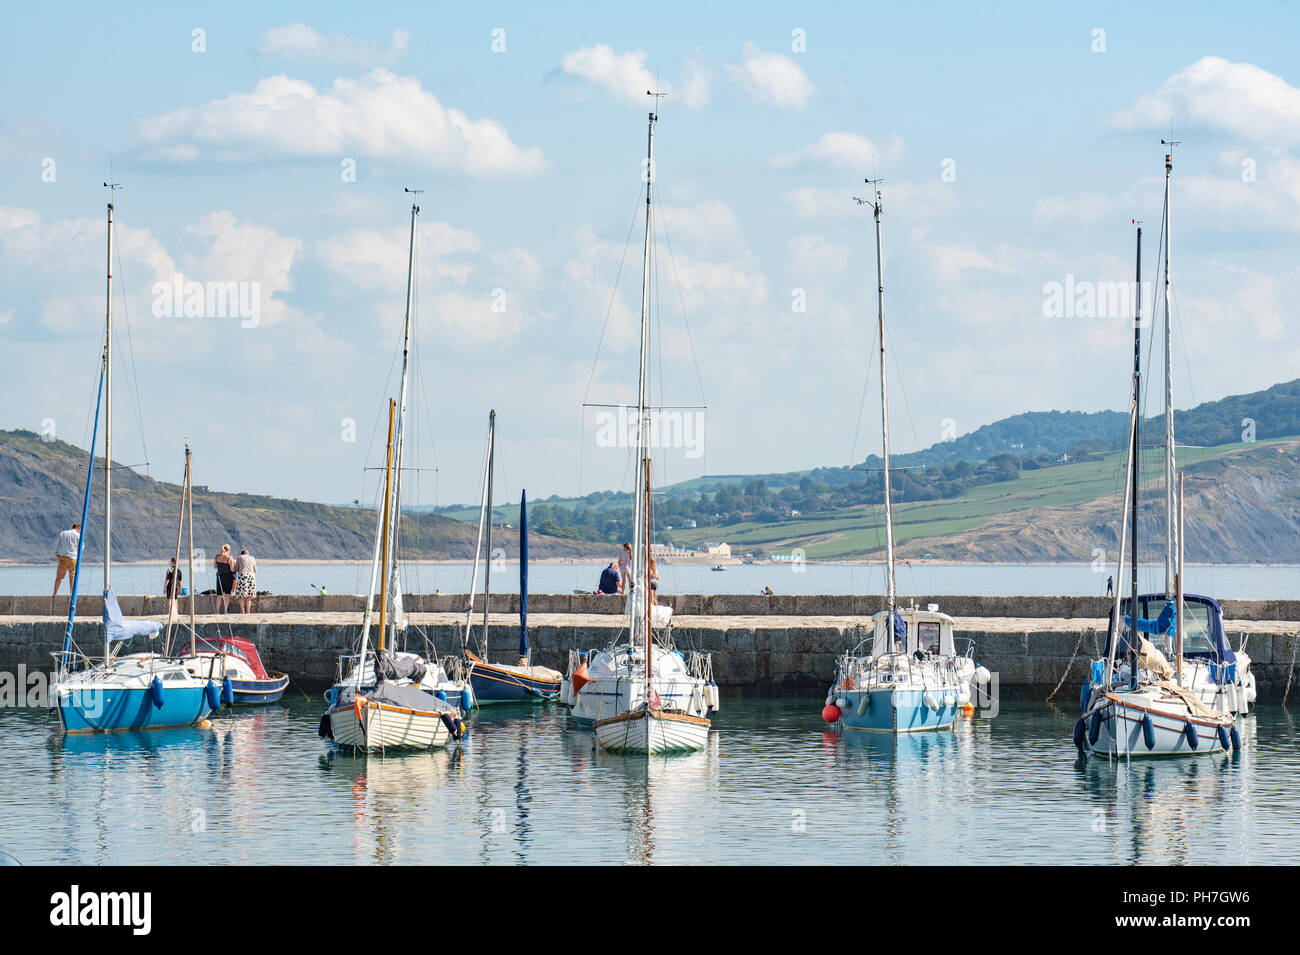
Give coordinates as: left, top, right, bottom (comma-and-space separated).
821, 703, 841, 723
572, 662, 592, 694
961, 703, 975, 717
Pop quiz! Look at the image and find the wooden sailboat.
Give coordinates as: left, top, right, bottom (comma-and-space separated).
461, 411, 562, 703
51, 195, 213, 733
561, 104, 717, 733
821, 182, 979, 734
325, 400, 464, 751
321, 195, 471, 751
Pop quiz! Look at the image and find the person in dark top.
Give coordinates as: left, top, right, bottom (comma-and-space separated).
1107, 575, 1114, 597
164, 557, 183, 624
597, 562, 620, 595
214, 544, 236, 613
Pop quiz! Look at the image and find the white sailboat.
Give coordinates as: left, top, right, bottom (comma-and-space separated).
562, 104, 717, 739
594, 461, 711, 754
321, 195, 471, 752
821, 182, 980, 734
52, 194, 214, 733
1150, 147, 1255, 714
1076, 214, 1239, 758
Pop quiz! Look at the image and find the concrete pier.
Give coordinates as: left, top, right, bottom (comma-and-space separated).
3, 593, 1297, 702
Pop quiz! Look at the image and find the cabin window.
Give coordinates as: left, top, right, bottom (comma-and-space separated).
1180, 603, 1215, 655
917, 623, 941, 654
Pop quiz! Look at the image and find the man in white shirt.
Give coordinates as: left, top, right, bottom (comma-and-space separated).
54, 523, 81, 597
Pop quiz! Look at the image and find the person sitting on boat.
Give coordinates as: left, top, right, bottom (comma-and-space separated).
597, 562, 620, 595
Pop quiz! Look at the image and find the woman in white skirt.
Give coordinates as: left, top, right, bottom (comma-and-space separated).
234, 548, 258, 614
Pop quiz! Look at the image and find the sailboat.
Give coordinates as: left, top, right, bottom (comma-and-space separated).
320, 196, 471, 751
461, 414, 563, 703
1139, 147, 1255, 714
168, 446, 289, 704
821, 183, 979, 734
1076, 210, 1239, 758
51, 197, 214, 733
562, 105, 718, 739
594, 462, 712, 754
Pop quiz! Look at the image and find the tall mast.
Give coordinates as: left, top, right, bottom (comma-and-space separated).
481, 409, 496, 657
102, 195, 115, 663
864, 183, 896, 619
376, 400, 396, 654
1130, 225, 1142, 685
103, 199, 114, 597
631, 102, 658, 641
1161, 144, 1178, 595
387, 193, 421, 648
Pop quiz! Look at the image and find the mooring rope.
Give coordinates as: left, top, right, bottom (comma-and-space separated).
1282, 637, 1297, 707
1046, 627, 1091, 703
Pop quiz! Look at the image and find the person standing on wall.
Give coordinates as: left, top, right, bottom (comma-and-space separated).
53, 522, 80, 598
234, 548, 258, 614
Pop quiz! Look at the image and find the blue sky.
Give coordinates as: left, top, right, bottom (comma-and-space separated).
2, 2, 1298, 511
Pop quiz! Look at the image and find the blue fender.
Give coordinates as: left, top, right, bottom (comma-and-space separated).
1142, 713, 1155, 750
1079, 681, 1091, 713
204, 681, 221, 711
1072, 718, 1086, 750
150, 676, 165, 709
1230, 726, 1242, 751
436, 689, 448, 703
220, 675, 235, 706
1087, 709, 1102, 745
1216, 724, 1230, 750
1184, 721, 1199, 750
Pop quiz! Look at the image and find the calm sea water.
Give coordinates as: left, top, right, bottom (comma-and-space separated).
0, 700, 1294, 865
5, 560, 1298, 600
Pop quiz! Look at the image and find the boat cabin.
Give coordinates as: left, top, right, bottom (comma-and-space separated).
870, 608, 957, 658
1104, 593, 1233, 665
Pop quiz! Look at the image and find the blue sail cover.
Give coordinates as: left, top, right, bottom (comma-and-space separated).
1105, 593, 1234, 665
518, 490, 528, 658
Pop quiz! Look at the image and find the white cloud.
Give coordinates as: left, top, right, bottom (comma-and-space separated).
256, 23, 410, 66
774, 132, 904, 170
658, 199, 741, 240
1032, 193, 1118, 225
788, 234, 850, 274
1111, 56, 1300, 144
137, 70, 545, 178
725, 42, 814, 109
680, 53, 711, 109
561, 45, 663, 106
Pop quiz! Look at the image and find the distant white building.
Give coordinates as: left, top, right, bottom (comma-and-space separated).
702, 542, 731, 559
683, 519, 697, 528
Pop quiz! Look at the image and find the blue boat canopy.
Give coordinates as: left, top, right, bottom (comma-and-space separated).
1105, 593, 1233, 665
102, 590, 162, 644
